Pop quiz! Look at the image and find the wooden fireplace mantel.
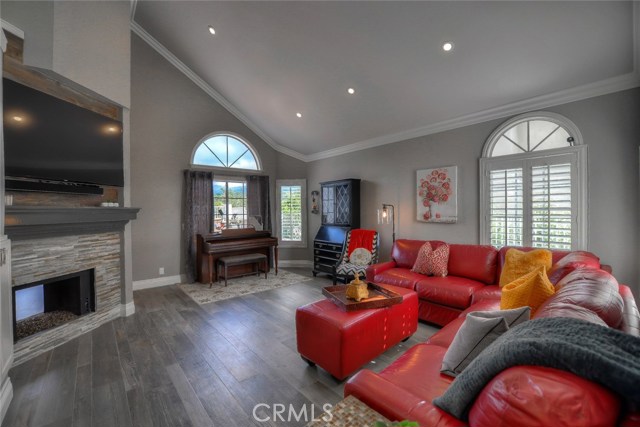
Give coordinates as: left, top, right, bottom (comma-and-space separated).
5, 206, 140, 240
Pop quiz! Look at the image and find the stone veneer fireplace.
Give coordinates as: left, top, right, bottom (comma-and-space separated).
5, 206, 139, 365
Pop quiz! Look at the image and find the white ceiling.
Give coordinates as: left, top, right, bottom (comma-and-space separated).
133, 1, 638, 161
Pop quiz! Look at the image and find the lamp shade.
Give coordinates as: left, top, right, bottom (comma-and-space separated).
377, 205, 393, 224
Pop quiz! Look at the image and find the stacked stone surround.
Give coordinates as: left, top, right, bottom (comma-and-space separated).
11, 232, 122, 365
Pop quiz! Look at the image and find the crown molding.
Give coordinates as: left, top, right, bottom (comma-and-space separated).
0, 19, 24, 39
307, 72, 640, 162
130, 0, 138, 21
129, 21, 308, 162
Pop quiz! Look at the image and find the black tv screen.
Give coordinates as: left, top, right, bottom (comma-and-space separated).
3, 79, 124, 187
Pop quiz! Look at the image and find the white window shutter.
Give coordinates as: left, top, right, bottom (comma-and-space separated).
530, 163, 572, 249
489, 168, 524, 247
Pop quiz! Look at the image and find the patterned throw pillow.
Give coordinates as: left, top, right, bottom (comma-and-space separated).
411, 242, 433, 275
411, 242, 449, 277
500, 265, 555, 314
499, 248, 553, 288
349, 248, 372, 266
430, 243, 450, 277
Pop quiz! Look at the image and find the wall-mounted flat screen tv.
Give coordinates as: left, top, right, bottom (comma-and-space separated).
3, 78, 124, 187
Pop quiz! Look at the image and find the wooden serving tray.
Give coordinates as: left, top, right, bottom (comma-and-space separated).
322, 282, 403, 311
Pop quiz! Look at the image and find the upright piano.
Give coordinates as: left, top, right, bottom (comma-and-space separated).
196, 228, 278, 284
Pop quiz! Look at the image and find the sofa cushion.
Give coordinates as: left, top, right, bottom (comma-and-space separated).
447, 244, 498, 285
496, 246, 571, 284
547, 251, 601, 284
470, 285, 501, 304
374, 268, 426, 290
392, 239, 446, 269
540, 268, 623, 328
418, 301, 464, 327
499, 248, 552, 287
415, 276, 486, 309
379, 344, 454, 402
500, 266, 555, 314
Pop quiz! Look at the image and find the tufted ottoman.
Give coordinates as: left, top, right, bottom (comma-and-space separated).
296, 284, 418, 380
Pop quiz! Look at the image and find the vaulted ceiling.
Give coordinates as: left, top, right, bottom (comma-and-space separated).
132, 1, 639, 161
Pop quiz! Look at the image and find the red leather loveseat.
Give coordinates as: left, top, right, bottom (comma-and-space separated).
348, 240, 640, 427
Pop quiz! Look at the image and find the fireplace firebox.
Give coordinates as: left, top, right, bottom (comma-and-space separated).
12, 269, 96, 341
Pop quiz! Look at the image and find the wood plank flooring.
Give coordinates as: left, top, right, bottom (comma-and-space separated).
2, 269, 437, 427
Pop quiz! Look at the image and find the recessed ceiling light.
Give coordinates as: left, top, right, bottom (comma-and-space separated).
347, 87, 356, 95
296, 112, 302, 118
12, 116, 23, 122
442, 42, 454, 52
208, 25, 216, 35
107, 126, 117, 133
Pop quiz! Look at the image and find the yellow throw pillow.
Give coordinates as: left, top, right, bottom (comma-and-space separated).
499, 248, 552, 288
500, 266, 555, 314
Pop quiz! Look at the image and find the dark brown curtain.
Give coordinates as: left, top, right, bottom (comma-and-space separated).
183, 170, 213, 283
247, 175, 271, 232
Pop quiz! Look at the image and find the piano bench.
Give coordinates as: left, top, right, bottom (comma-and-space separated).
217, 253, 268, 287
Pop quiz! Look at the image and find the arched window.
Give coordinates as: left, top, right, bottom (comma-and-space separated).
480, 112, 587, 250
191, 133, 261, 232
191, 133, 260, 171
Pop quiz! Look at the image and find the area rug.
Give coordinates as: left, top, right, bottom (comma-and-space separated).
178, 270, 313, 305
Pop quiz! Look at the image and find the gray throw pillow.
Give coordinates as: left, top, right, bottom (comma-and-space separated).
440, 307, 530, 377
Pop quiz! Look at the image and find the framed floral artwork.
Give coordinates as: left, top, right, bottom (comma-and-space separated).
417, 166, 458, 223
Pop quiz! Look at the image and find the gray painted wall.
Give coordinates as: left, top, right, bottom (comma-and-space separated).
130, 35, 279, 282
303, 88, 640, 296
3, 1, 131, 107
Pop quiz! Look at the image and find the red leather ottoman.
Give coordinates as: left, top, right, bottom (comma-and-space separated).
295, 284, 418, 380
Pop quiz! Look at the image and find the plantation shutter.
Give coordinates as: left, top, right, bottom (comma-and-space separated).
531, 163, 572, 250
280, 185, 302, 241
489, 168, 524, 247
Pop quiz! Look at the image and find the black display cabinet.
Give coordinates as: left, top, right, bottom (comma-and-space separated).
312, 179, 360, 277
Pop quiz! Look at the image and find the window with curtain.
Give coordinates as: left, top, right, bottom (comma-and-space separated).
213, 178, 247, 232
480, 112, 587, 250
276, 179, 307, 247
191, 133, 269, 233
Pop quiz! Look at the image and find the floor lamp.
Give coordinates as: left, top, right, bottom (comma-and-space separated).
377, 204, 395, 243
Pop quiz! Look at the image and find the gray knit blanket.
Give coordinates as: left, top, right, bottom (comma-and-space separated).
432, 317, 640, 421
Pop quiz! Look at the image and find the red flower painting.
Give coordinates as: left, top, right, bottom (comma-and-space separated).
417, 167, 457, 223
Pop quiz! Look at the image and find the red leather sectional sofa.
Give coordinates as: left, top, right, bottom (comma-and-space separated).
346, 239, 640, 427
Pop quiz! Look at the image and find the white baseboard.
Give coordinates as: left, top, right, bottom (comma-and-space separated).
0, 377, 13, 424
120, 302, 135, 317
133, 274, 185, 291
279, 260, 313, 268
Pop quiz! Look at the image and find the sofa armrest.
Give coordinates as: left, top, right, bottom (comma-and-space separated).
345, 370, 465, 427
366, 261, 397, 282
619, 284, 640, 336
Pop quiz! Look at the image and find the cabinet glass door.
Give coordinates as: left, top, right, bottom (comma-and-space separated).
334, 183, 351, 225
322, 186, 335, 224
